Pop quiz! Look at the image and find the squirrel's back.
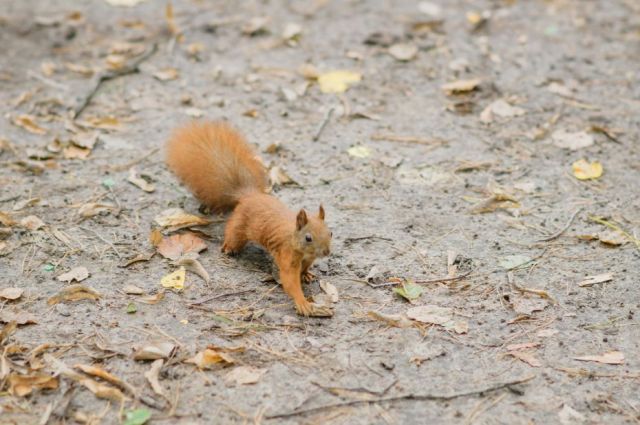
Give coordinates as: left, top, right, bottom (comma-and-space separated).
166, 121, 268, 211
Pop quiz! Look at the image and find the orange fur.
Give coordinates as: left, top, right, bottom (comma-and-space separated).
166, 121, 333, 317
166, 121, 267, 211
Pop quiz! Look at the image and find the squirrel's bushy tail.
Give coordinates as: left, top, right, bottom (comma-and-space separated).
166, 121, 268, 211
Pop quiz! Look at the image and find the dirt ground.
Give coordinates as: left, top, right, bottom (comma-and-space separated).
1, 0, 640, 424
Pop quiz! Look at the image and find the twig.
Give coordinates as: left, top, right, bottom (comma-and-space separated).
536, 208, 582, 242
313, 107, 335, 141
188, 289, 255, 306
107, 148, 160, 172
79, 226, 122, 259
371, 133, 448, 147
74, 43, 158, 119
369, 269, 474, 288
265, 374, 535, 420
589, 215, 640, 250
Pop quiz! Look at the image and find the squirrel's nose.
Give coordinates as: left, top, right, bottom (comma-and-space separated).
323, 248, 330, 256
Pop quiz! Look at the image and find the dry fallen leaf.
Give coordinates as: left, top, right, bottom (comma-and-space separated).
0, 288, 24, 301
133, 341, 176, 361
65, 62, 94, 77
144, 359, 165, 397
78, 202, 118, 218
224, 366, 267, 386
12, 114, 47, 135
388, 43, 418, 61
572, 159, 603, 180
123, 285, 144, 295
153, 68, 179, 81
480, 99, 526, 123
552, 130, 594, 150
242, 16, 270, 36
442, 78, 481, 95
157, 233, 207, 261
74, 364, 134, 396
119, 251, 155, 268
185, 348, 235, 369
127, 167, 157, 192
20, 215, 46, 231
80, 376, 126, 401
160, 267, 186, 291
578, 273, 613, 287
0, 310, 38, 325
138, 291, 165, 305
268, 166, 299, 188
574, 350, 624, 365
319, 281, 339, 303
154, 208, 211, 230
347, 145, 371, 158
8, 373, 58, 396
47, 284, 100, 305
597, 230, 626, 246
406, 305, 452, 325
512, 297, 548, 315
57, 266, 90, 283
367, 311, 413, 328
318, 70, 362, 94
176, 253, 210, 284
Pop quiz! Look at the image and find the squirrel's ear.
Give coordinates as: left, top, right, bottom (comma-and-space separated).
318, 205, 325, 220
296, 209, 308, 230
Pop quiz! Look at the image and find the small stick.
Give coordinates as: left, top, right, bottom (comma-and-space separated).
188, 289, 255, 305
107, 148, 160, 172
265, 374, 535, 420
369, 269, 474, 288
74, 43, 158, 119
79, 226, 122, 259
536, 208, 582, 242
371, 133, 448, 146
313, 107, 335, 141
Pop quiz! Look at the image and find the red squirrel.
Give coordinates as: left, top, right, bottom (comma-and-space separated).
166, 121, 333, 317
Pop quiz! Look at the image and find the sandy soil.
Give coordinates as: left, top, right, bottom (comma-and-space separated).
1, 0, 639, 424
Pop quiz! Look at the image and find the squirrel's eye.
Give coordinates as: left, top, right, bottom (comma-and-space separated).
305, 234, 313, 243
330, 232, 333, 237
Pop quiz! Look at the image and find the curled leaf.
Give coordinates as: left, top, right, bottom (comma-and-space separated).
47, 284, 100, 305
157, 233, 207, 261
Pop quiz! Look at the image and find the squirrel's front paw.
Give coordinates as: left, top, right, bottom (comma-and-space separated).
295, 300, 333, 317
301, 271, 316, 284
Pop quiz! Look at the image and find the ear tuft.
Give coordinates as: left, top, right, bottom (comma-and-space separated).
296, 209, 308, 230
318, 205, 325, 220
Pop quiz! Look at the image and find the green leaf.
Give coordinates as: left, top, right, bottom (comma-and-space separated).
498, 255, 534, 270
102, 178, 116, 189
124, 409, 151, 425
43, 264, 55, 272
126, 302, 137, 314
393, 281, 423, 302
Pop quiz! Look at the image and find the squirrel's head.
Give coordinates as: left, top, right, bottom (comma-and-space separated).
294, 205, 332, 258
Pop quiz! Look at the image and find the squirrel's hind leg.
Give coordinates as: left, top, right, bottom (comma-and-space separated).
222, 211, 247, 255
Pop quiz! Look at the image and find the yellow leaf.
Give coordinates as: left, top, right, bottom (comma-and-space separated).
154, 208, 211, 230
12, 114, 47, 135
572, 159, 602, 180
347, 145, 371, 158
318, 70, 362, 93
161, 267, 186, 291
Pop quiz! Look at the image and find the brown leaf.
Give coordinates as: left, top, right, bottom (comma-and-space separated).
185, 348, 235, 369
65, 62, 94, 77
367, 311, 413, 328
406, 305, 452, 325
74, 364, 134, 395
133, 341, 176, 361
80, 376, 126, 401
0, 211, 17, 226
78, 202, 118, 218
154, 208, 211, 230
138, 291, 165, 305
144, 359, 165, 397
127, 168, 155, 192
268, 166, 299, 188
47, 284, 100, 305
0, 310, 37, 325
118, 251, 155, 268
20, 215, 46, 231
56, 266, 90, 283
574, 350, 624, 365
0, 288, 23, 301
0, 321, 17, 345
442, 78, 482, 95
319, 280, 339, 303
157, 232, 207, 261
8, 373, 58, 396
63, 145, 91, 160
12, 114, 47, 135
176, 253, 210, 284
